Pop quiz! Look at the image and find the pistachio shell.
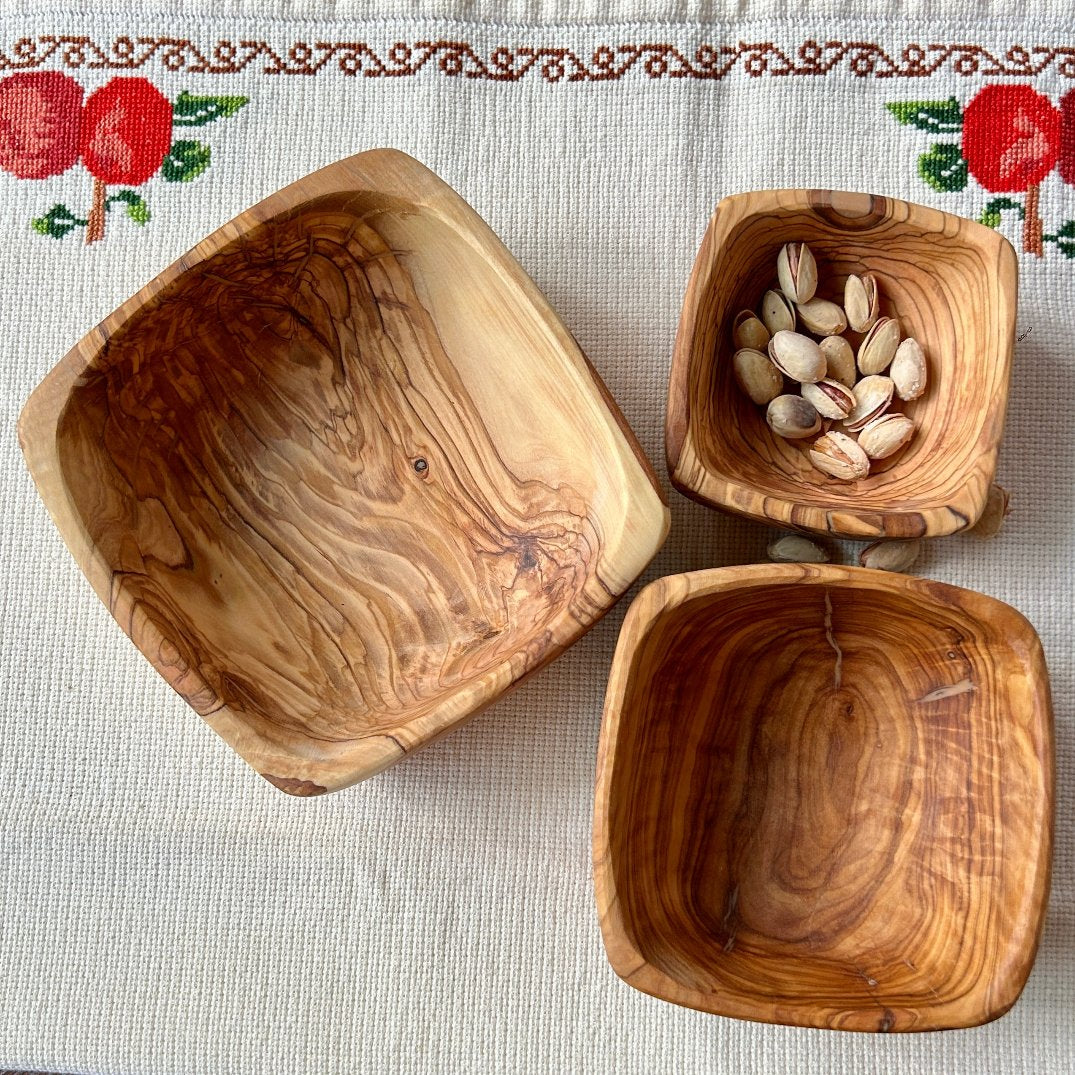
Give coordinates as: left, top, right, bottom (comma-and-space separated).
858, 413, 914, 459
766, 394, 821, 439
857, 316, 901, 376
801, 377, 855, 420
761, 289, 796, 335
843, 374, 894, 432
970, 483, 1012, 538
891, 337, 928, 400
733, 347, 783, 405
768, 330, 825, 384
844, 273, 879, 333
732, 310, 771, 351
796, 297, 847, 337
777, 242, 818, 304
809, 431, 870, 481
860, 538, 922, 573
767, 533, 829, 564
819, 335, 856, 387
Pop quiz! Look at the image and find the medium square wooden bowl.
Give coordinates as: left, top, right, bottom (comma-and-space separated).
19, 149, 668, 795
666, 190, 1017, 539
594, 565, 1053, 1032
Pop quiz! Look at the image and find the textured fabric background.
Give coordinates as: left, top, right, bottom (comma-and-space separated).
0, 2, 1072, 1072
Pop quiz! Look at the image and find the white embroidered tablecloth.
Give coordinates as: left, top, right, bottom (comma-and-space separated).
1, 1, 1072, 1072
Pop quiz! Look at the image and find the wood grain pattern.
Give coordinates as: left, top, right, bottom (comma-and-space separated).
594, 565, 1053, 1031
667, 190, 1018, 539
19, 149, 668, 794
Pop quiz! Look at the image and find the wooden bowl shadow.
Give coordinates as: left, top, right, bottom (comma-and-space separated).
594, 565, 1054, 1031
19, 150, 669, 795
667, 190, 1018, 539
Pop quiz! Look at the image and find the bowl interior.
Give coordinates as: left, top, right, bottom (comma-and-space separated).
673, 192, 1013, 536
604, 571, 1051, 1030
43, 162, 666, 790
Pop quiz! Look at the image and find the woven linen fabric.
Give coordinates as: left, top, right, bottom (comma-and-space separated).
1, 1, 1072, 1072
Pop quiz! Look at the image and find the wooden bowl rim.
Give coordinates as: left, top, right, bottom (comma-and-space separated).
666, 189, 1018, 540
19, 148, 670, 794
593, 564, 1054, 1031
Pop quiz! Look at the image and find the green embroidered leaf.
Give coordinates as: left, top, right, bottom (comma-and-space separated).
31, 204, 85, 239
1054, 220, 1075, 259
978, 197, 1024, 229
918, 144, 968, 192
162, 140, 212, 183
886, 98, 963, 134
172, 90, 249, 127
106, 189, 151, 225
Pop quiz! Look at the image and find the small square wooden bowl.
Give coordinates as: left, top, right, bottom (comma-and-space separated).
19, 150, 668, 795
594, 565, 1054, 1032
666, 190, 1018, 539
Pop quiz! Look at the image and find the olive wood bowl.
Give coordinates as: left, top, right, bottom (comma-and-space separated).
666, 190, 1018, 539
594, 565, 1053, 1032
19, 149, 669, 795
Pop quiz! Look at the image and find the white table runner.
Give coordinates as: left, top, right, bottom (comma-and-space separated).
0, 2, 1072, 1072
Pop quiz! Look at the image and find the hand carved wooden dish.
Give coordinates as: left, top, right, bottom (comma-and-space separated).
19, 149, 668, 796
594, 565, 1053, 1032
667, 190, 1017, 539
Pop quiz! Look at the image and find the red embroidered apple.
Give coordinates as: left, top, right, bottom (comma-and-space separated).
962, 85, 1061, 191
75, 79, 173, 243
0, 71, 83, 179
963, 85, 1061, 256
80, 78, 173, 187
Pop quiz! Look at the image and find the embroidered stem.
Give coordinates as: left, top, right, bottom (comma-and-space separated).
85, 177, 106, 245
1023, 183, 1044, 257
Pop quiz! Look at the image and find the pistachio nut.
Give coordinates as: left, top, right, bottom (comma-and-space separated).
776, 242, 818, 304
761, 288, 796, 335
801, 377, 855, 420
767, 533, 829, 564
970, 483, 1012, 538
857, 413, 914, 459
844, 273, 879, 333
766, 394, 822, 439
857, 316, 901, 376
796, 297, 848, 337
732, 309, 771, 351
768, 330, 825, 384
890, 337, 928, 400
843, 374, 895, 432
733, 347, 783, 405
819, 334, 856, 387
809, 431, 870, 481
859, 538, 922, 573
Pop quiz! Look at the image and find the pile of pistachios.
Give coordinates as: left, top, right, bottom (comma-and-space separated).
732, 242, 928, 481
767, 532, 923, 573
762, 482, 1012, 575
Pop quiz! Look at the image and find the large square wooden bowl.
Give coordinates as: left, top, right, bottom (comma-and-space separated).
666, 190, 1018, 539
19, 149, 668, 795
594, 565, 1053, 1031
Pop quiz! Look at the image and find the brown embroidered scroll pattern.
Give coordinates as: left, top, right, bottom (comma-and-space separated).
1, 36, 1074, 82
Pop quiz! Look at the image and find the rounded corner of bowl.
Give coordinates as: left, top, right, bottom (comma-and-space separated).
15, 388, 48, 464
260, 771, 333, 798
255, 732, 409, 797
931, 479, 994, 537
618, 571, 685, 631
593, 894, 673, 1009
709, 189, 754, 217
664, 430, 691, 495
994, 230, 1020, 277
648, 502, 674, 559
